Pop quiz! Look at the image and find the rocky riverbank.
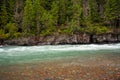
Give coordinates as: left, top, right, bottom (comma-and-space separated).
3, 33, 120, 46
0, 55, 120, 80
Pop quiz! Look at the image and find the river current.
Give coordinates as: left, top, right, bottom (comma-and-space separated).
0, 44, 120, 65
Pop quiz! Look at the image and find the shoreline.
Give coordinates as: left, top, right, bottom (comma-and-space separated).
2, 33, 120, 46
1, 42, 120, 47
0, 55, 120, 80
0, 42, 120, 80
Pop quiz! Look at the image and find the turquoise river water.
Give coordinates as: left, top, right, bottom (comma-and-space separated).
0, 44, 120, 66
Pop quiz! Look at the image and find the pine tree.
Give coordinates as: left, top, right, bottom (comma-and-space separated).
105, 0, 120, 28
0, 1, 8, 29
0, 0, 119, 38
7, 0, 15, 23
72, 0, 82, 26
58, 0, 67, 25
23, 0, 35, 33
89, 0, 100, 23
34, 0, 44, 34
50, 0, 59, 26
67, 0, 83, 33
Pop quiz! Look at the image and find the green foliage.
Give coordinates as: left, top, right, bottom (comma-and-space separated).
34, 0, 56, 34
23, 0, 35, 33
7, 0, 15, 22
0, 29, 4, 35
40, 29, 53, 36
1, 23, 25, 39
105, 0, 120, 21
13, 32, 23, 38
68, 20, 78, 34
89, 0, 100, 22
69, 0, 83, 33
34, 0, 44, 34
85, 23, 108, 34
0, 29, 9, 39
5, 22, 18, 38
0, 4, 8, 27
57, 21, 76, 34
0, 0, 119, 40
5, 23, 17, 33
50, 1, 59, 25
58, 0, 67, 24
72, 0, 82, 20
41, 12, 55, 29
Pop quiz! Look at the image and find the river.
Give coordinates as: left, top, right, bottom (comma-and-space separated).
0, 44, 120, 80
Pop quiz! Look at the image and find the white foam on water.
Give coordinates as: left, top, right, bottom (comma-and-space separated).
0, 43, 120, 53
51, 44, 120, 51
0, 49, 4, 52
0, 43, 120, 64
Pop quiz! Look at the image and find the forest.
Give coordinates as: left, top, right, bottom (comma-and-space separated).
0, 0, 120, 41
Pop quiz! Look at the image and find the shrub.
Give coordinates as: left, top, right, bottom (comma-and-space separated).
5, 22, 18, 37
85, 23, 108, 34
0, 33, 10, 40
13, 32, 22, 38
40, 29, 53, 36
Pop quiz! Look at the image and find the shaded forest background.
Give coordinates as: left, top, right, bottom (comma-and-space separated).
0, 0, 120, 40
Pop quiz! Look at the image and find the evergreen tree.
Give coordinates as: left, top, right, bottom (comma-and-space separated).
89, 0, 100, 23
0, 0, 119, 39
23, 0, 35, 33
58, 0, 67, 25
71, 0, 82, 27
7, 0, 15, 23
50, 0, 59, 26
66, 0, 83, 33
34, 0, 44, 34
105, 0, 120, 28
0, 1, 8, 29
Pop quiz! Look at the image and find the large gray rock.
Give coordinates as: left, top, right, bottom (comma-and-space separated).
54, 34, 69, 44
118, 34, 120, 41
4, 33, 120, 45
93, 33, 118, 43
42, 36, 55, 45
53, 33, 90, 44
4, 37, 36, 46
77, 33, 90, 44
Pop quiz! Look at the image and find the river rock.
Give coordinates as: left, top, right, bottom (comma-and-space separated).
93, 33, 118, 43
4, 37, 36, 46
41, 36, 55, 45
118, 34, 120, 41
4, 33, 120, 46
77, 33, 90, 44
54, 34, 70, 44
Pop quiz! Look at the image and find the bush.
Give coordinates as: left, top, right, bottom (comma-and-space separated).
0, 29, 8, 39
5, 22, 18, 37
96, 26, 108, 34
13, 32, 23, 38
57, 27, 73, 35
0, 29, 4, 35
0, 33, 10, 40
40, 29, 53, 36
85, 23, 108, 34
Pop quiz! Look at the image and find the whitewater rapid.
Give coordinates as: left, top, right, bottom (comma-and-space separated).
0, 43, 120, 65
0, 43, 120, 53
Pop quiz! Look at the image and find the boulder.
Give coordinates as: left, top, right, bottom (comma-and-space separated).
4, 33, 120, 45
77, 33, 90, 44
54, 34, 69, 44
118, 34, 120, 41
93, 33, 118, 43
